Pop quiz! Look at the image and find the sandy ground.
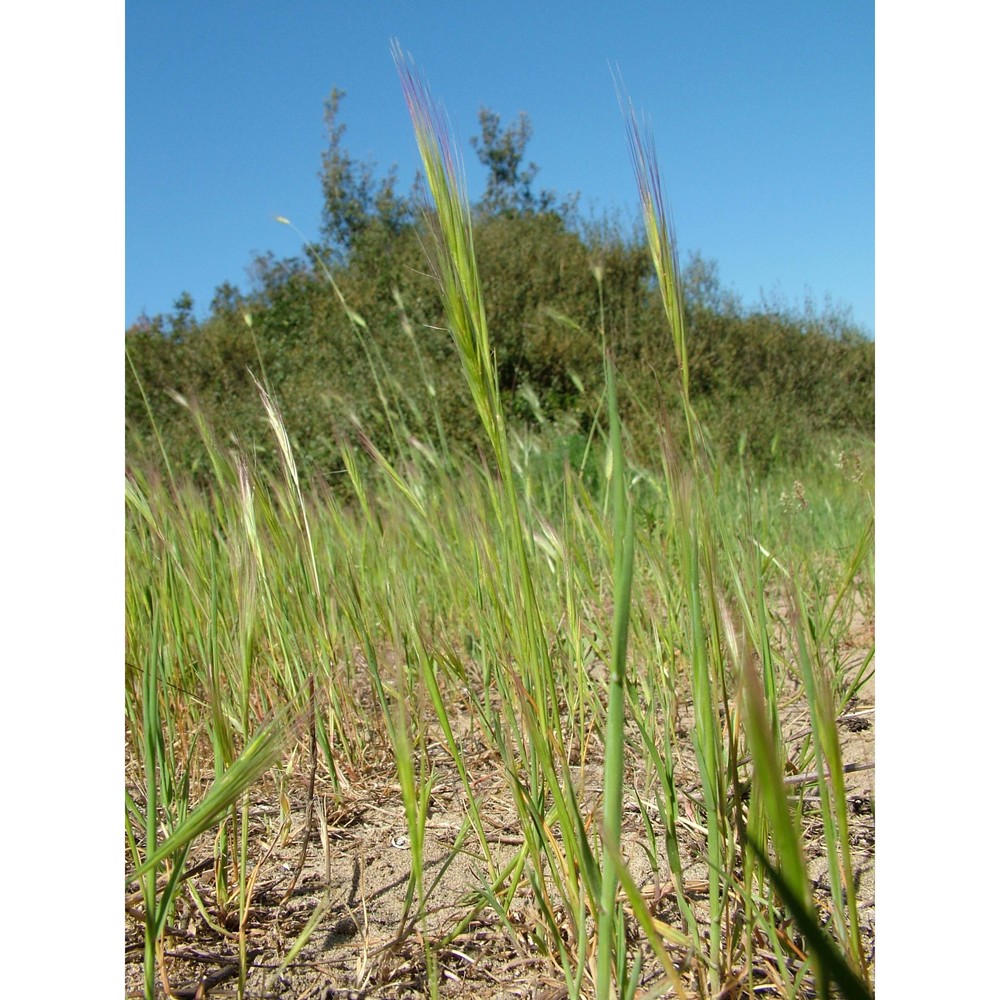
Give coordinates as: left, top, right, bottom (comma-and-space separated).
126, 615, 874, 999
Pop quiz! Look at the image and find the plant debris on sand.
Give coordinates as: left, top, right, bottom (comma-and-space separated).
126, 613, 874, 998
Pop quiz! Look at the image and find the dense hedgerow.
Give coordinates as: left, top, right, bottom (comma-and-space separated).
126, 91, 872, 486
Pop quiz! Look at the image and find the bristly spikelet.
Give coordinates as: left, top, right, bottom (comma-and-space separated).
392, 40, 505, 460
616, 81, 689, 400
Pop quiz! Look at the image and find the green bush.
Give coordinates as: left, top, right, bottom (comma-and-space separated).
126, 98, 872, 486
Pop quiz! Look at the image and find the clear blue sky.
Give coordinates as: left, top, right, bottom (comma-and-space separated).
126, 1, 873, 333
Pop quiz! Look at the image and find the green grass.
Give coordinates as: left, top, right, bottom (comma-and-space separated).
125, 50, 874, 1000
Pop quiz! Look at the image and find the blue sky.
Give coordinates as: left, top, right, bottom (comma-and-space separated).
126, 1, 873, 333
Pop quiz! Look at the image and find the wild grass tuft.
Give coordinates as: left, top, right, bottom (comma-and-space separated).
125, 48, 874, 1000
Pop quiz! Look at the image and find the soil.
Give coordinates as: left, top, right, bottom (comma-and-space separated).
125, 613, 874, 999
